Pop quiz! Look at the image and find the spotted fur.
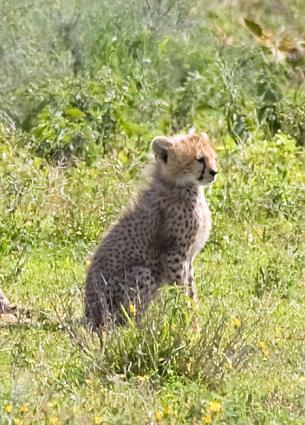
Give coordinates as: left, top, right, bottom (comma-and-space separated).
0, 289, 13, 314
84, 132, 217, 329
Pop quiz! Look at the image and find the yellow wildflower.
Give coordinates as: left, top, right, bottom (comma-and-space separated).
20, 404, 29, 414
208, 400, 222, 415
49, 417, 58, 425
129, 303, 137, 316
94, 416, 103, 424
3, 404, 13, 413
202, 413, 212, 424
155, 410, 163, 423
163, 405, 172, 418
231, 317, 241, 328
14, 419, 24, 425
257, 341, 270, 357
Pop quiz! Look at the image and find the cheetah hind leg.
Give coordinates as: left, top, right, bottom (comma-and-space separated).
120, 266, 157, 322
85, 267, 157, 330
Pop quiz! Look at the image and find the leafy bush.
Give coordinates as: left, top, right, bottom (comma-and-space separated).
1, 0, 305, 163
19, 69, 129, 162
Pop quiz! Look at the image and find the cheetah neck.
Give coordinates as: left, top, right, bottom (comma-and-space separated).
150, 171, 203, 201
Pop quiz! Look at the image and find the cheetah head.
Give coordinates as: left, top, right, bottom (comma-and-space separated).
151, 132, 217, 186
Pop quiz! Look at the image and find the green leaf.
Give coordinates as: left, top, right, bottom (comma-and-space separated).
65, 108, 85, 119
244, 19, 263, 37
118, 150, 128, 164
33, 156, 42, 168
159, 36, 170, 54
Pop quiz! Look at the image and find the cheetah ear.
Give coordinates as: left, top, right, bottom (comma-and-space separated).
151, 136, 172, 163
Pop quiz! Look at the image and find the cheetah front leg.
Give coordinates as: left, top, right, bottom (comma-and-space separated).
164, 257, 196, 300
186, 262, 197, 301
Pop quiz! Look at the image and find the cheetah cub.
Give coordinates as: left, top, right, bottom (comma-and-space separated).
85, 132, 217, 330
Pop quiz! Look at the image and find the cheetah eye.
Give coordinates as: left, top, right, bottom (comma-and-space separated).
195, 157, 205, 164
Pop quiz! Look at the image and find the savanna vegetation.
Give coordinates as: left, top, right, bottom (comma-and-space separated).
0, 0, 304, 423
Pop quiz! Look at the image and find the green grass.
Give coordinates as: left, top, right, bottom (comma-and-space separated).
1, 0, 305, 423
1, 130, 304, 424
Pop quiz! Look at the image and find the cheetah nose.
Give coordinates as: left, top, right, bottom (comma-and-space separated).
209, 169, 217, 177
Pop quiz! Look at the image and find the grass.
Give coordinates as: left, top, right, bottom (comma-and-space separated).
1, 130, 304, 424
1, 0, 305, 423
